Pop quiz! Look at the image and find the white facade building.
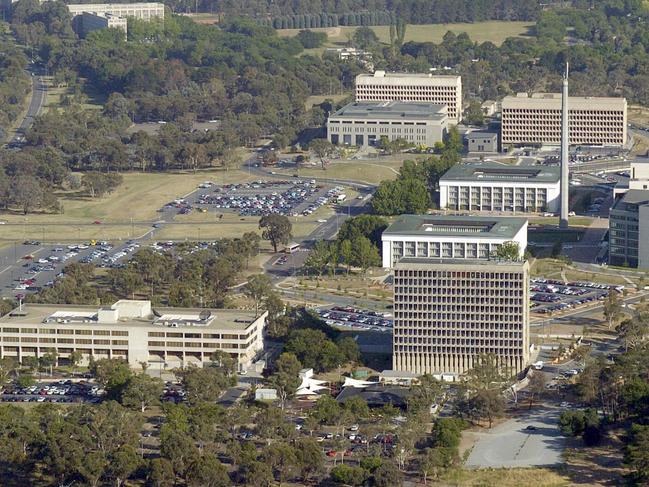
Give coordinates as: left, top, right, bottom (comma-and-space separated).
439, 163, 561, 213
0, 300, 267, 370
67, 2, 165, 20
355, 71, 462, 124
381, 215, 528, 268
327, 101, 448, 148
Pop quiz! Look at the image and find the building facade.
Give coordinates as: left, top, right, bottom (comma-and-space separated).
466, 132, 498, 153
0, 300, 267, 371
67, 2, 165, 20
327, 101, 448, 148
80, 12, 128, 37
501, 93, 627, 147
439, 163, 561, 213
609, 189, 649, 268
393, 258, 530, 377
355, 71, 462, 124
381, 215, 527, 268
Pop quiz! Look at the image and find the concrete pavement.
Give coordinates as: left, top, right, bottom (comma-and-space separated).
465, 406, 566, 468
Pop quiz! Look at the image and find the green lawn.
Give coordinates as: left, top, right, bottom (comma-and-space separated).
273, 159, 402, 184
278, 21, 534, 49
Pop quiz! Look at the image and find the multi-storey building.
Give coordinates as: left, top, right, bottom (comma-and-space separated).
381, 215, 527, 268
392, 258, 530, 377
355, 71, 462, 124
609, 189, 649, 268
501, 93, 627, 147
67, 3, 165, 20
79, 12, 128, 37
327, 101, 448, 148
439, 163, 561, 213
0, 300, 267, 371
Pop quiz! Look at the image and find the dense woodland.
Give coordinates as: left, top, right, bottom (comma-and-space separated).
0, 39, 30, 138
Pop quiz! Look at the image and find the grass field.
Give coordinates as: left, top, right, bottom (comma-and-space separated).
277, 21, 534, 50
274, 159, 402, 184
439, 467, 570, 487
0, 169, 257, 242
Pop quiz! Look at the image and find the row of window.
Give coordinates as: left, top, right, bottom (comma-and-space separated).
1, 328, 128, 336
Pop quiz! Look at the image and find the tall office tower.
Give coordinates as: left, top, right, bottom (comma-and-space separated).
355, 71, 463, 124
392, 258, 530, 378
560, 63, 570, 229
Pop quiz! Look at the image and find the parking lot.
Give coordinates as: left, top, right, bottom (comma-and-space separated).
530, 278, 623, 314
1, 379, 104, 403
317, 306, 393, 332
0, 240, 141, 299
161, 179, 346, 218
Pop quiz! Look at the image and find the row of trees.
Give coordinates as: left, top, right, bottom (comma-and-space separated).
183, 0, 539, 23
0, 40, 31, 138
262, 10, 397, 30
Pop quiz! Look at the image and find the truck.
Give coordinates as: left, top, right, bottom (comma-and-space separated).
532, 361, 544, 370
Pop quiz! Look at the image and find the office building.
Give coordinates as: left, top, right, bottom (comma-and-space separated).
79, 12, 128, 37
67, 2, 165, 20
614, 159, 649, 197
355, 71, 462, 124
0, 300, 267, 370
381, 215, 527, 268
501, 93, 627, 147
327, 101, 448, 148
439, 162, 561, 213
609, 189, 649, 268
466, 132, 498, 153
392, 258, 530, 377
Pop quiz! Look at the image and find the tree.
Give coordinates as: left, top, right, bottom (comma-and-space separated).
373, 460, 402, 487
339, 239, 354, 275
296, 29, 327, 48
121, 374, 164, 412
68, 350, 83, 373
81, 172, 123, 198
90, 358, 134, 400
617, 314, 649, 351
418, 447, 455, 484
186, 453, 231, 487
304, 240, 331, 276
174, 365, 230, 405
625, 423, 649, 481
39, 350, 58, 376
107, 446, 141, 487
309, 138, 336, 169
408, 375, 442, 414
353, 236, 381, 273
463, 99, 485, 126
311, 395, 342, 425
295, 437, 324, 481
243, 274, 272, 316
603, 291, 623, 330
470, 389, 505, 428
10, 175, 43, 215
352, 26, 379, 49
330, 464, 366, 485
527, 372, 547, 409
270, 352, 302, 410
264, 442, 298, 486
147, 458, 175, 487
492, 241, 521, 261
259, 215, 292, 253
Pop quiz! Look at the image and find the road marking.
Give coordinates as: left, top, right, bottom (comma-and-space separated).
0, 266, 12, 275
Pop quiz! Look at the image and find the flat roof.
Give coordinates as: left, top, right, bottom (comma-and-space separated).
502, 93, 626, 110
356, 71, 460, 84
330, 101, 447, 121
336, 385, 411, 408
1, 304, 259, 331
441, 162, 560, 183
382, 215, 527, 239
614, 189, 649, 207
466, 132, 498, 140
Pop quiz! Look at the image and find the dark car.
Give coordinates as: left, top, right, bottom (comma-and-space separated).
525, 425, 538, 431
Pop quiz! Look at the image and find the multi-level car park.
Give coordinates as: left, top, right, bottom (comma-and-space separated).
161, 180, 346, 218
531, 277, 624, 314
317, 307, 393, 332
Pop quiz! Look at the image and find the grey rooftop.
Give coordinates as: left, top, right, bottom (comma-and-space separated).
329, 101, 447, 121
440, 162, 560, 183
383, 214, 527, 239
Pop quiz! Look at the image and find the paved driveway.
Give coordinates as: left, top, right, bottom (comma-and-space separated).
465, 405, 566, 468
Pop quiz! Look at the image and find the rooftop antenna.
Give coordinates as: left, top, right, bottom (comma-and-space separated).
559, 62, 570, 229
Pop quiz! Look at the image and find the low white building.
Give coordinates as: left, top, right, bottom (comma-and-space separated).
0, 300, 267, 370
439, 163, 561, 213
327, 101, 448, 148
381, 215, 528, 268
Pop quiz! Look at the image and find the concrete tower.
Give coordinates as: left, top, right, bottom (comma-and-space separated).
559, 63, 570, 229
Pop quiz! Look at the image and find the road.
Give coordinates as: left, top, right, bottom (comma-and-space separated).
9, 68, 46, 145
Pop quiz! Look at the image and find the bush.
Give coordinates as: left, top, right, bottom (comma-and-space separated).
296, 29, 327, 48
330, 464, 366, 485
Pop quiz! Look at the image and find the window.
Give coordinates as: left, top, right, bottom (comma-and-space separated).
148, 332, 165, 337
111, 331, 128, 337
75, 330, 92, 335
94, 339, 111, 345
57, 329, 74, 335
94, 330, 110, 336
20, 328, 37, 334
